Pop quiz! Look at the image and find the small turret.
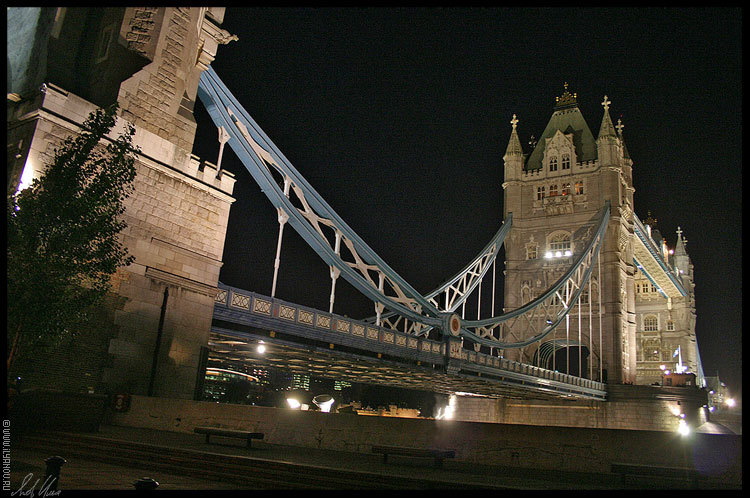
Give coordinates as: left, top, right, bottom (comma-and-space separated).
503, 114, 524, 181
674, 226, 691, 277
597, 95, 619, 166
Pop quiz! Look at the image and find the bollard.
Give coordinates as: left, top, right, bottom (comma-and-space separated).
133, 477, 159, 490
44, 456, 67, 491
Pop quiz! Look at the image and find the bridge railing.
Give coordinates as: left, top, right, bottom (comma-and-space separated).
214, 283, 606, 395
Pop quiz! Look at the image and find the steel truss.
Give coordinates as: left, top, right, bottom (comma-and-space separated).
197, 67, 609, 352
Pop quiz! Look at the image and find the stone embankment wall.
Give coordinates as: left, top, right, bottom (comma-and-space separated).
109, 394, 740, 480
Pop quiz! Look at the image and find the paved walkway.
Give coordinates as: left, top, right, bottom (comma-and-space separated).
9, 424, 620, 490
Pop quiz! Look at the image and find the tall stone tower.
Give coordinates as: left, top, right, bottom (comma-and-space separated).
7, 7, 237, 399
501, 85, 637, 384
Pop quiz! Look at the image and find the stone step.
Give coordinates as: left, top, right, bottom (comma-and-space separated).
17, 432, 490, 489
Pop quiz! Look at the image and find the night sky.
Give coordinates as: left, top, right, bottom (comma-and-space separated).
192, 8, 742, 396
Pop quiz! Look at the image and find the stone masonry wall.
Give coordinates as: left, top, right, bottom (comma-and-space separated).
118, 8, 202, 153
108, 395, 741, 481
450, 384, 709, 432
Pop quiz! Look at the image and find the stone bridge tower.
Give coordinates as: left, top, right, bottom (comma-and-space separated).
7, 7, 237, 399
501, 85, 637, 384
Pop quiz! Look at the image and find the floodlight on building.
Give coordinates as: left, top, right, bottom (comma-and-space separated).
555, 251, 562, 258
564, 250, 572, 257
17, 161, 35, 192
545, 252, 553, 259
677, 419, 690, 436
726, 398, 735, 408
286, 398, 301, 409
312, 394, 334, 413
257, 344, 266, 354
660, 365, 666, 370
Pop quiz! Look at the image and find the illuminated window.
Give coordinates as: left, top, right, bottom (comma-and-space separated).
549, 184, 558, 197
549, 157, 558, 171
549, 232, 571, 252
526, 245, 538, 260
562, 183, 571, 195
537, 186, 545, 200
575, 181, 584, 195
667, 320, 675, 331
562, 154, 571, 170
644, 315, 658, 332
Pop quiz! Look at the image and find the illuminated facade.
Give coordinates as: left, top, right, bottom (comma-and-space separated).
502, 85, 702, 386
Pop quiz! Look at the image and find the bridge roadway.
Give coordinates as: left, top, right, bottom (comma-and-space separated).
210, 283, 607, 401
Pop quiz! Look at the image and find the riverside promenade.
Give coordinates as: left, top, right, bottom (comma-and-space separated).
8, 423, 740, 490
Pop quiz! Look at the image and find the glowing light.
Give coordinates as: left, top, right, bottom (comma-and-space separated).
286, 398, 301, 409
709, 406, 715, 412
313, 394, 335, 413
205, 368, 259, 382
679, 413, 686, 419
659, 365, 666, 371
669, 249, 674, 255
664, 370, 671, 375
555, 251, 562, 258
545, 252, 553, 259
677, 419, 690, 436
564, 250, 572, 257
257, 344, 266, 354
17, 161, 35, 192
726, 398, 735, 407
436, 395, 457, 420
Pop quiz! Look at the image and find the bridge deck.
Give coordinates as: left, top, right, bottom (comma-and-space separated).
211, 284, 607, 401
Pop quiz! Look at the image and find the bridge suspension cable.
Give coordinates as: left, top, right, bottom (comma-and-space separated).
197, 67, 609, 351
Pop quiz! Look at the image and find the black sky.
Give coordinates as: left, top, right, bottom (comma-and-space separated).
192, 8, 742, 395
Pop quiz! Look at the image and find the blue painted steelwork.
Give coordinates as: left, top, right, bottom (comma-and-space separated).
198, 67, 444, 329
457, 202, 610, 348
632, 214, 687, 297
212, 283, 607, 400
197, 67, 607, 351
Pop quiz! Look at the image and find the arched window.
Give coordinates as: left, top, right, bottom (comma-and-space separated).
549, 157, 558, 171
526, 244, 538, 260
537, 186, 545, 200
562, 183, 571, 195
575, 181, 584, 195
644, 315, 658, 332
546, 231, 572, 259
549, 184, 558, 197
549, 232, 571, 252
667, 320, 675, 331
562, 153, 571, 170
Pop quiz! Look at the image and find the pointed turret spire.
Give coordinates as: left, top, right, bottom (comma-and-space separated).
598, 95, 617, 139
675, 226, 687, 256
504, 114, 524, 158
616, 117, 631, 160
503, 114, 524, 182
597, 95, 619, 165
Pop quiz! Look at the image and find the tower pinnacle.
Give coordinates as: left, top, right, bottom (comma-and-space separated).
597, 94, 617, 140
504, 114, 523, 158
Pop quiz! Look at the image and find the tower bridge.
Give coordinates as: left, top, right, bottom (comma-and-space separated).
196, 67, 703, 403
7, 8, 706, 430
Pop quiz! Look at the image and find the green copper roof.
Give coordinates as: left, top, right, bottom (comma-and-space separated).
525, 105, 598, 171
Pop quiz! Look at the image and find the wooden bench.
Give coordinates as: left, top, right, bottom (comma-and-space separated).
371, 445, 456, 468
194, 427, 264, 448
611, 462, 698, 487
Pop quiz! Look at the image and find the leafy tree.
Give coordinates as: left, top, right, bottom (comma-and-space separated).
7, 104, 139, 373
